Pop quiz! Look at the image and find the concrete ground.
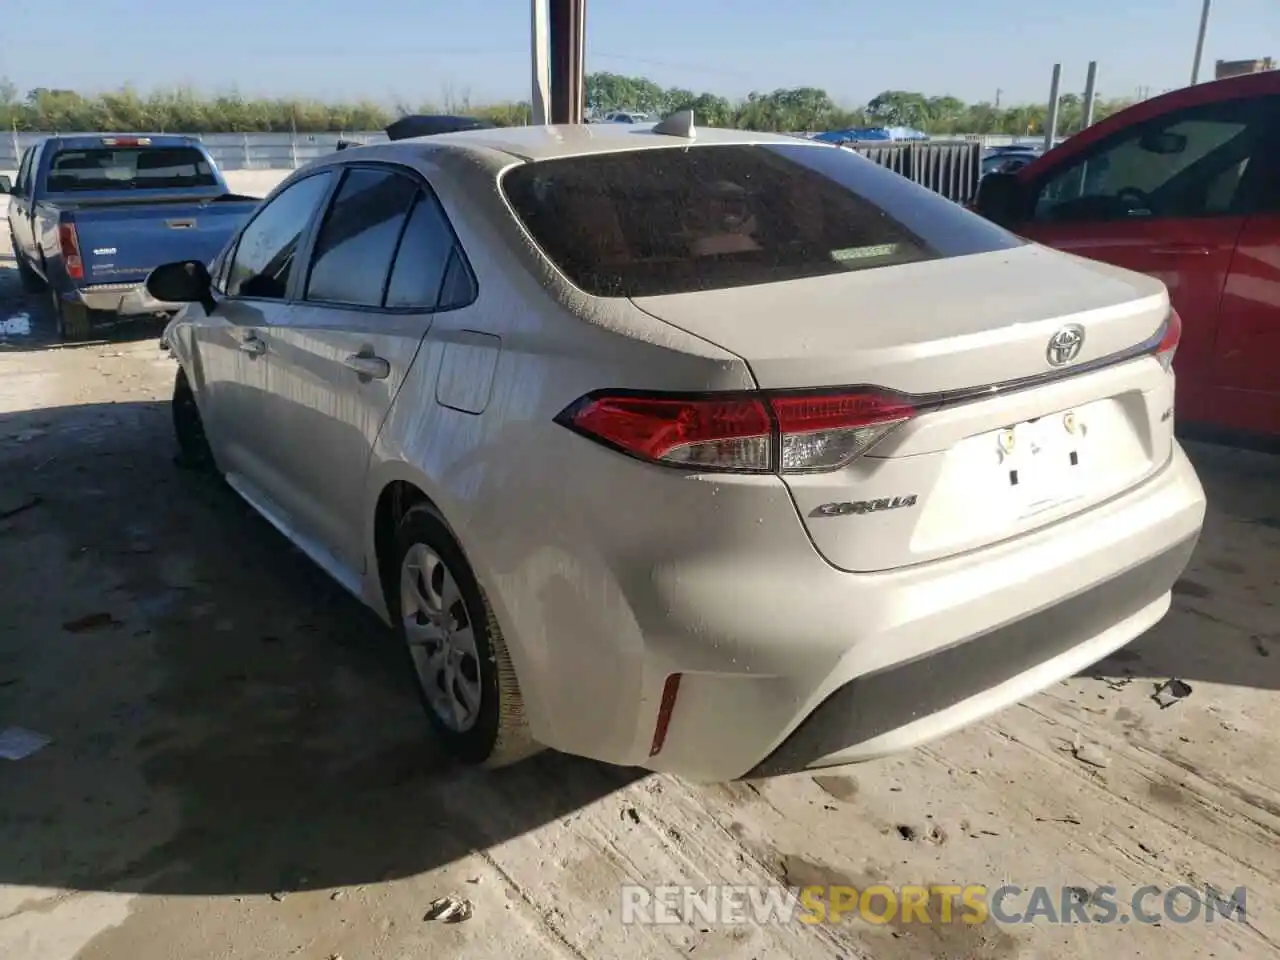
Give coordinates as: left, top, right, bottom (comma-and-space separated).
1, 230, 1278, 960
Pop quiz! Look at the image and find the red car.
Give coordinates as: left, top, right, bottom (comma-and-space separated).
976, 71, 1280, 443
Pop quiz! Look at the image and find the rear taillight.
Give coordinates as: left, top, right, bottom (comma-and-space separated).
1154, 309, 1182, 373
771, 392, 916, 471
58, 223, 83, 280
556, 389, 915, 474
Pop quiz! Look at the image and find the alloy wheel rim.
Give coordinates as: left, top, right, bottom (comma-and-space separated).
400, 543, 482, 732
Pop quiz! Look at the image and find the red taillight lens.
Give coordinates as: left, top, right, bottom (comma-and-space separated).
563, 394, 773, 471
558, 389, 915, 474
1155, 309, 1182, 373
58, 223, 83, 280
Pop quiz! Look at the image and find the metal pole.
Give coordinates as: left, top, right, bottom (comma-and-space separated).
1043, 63, 1062, 151
571, 0, 586, 124
1082, 61, 1099, 130
531, 0, 550, 124
1190, 0, 1212, 84
548, 0, 586, 124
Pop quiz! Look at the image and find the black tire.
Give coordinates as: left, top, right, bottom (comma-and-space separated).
13, 243, 45, 293
51, 290, 92, 341
390, 504, 538, 767
172, 367, 216, 472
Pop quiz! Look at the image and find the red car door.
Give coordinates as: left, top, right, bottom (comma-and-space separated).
1212, 210, 1280, 436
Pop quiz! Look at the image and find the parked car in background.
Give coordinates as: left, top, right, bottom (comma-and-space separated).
976, 71, 1280, 441
2, 135, 261, 340
599, 110, 650, 124
981, 144, 1041, 178
149, 121, 1204, 782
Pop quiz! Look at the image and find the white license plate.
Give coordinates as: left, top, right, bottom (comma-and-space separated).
998, 413, 1086, 515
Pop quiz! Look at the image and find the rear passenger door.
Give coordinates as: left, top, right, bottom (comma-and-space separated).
267, 163, 476, 573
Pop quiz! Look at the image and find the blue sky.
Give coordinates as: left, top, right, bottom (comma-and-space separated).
3, 0, 1275, 106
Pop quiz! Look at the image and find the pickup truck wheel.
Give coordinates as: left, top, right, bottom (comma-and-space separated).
172, 368, 216, 472
13, 245, 45, 293
391, 504, 539, 768
51, 292, 92, 341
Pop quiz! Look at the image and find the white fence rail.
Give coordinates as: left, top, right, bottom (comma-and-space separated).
3, 129, 1049, 172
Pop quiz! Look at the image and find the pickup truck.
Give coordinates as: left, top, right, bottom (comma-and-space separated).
2, 134, 260, 340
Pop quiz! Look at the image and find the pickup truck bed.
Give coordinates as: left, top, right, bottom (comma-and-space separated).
4, 135, 261, 340
56, 193, 257, 314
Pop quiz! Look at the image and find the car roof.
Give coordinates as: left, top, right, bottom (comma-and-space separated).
383, 123, 811, 162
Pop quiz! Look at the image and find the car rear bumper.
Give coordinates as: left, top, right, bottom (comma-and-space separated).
571, 442, 1204, 782
70, 282, 180, 316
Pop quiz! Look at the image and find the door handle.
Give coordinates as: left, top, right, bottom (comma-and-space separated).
238, 335, 266, 356
1150, 244, 1212, 256
343, 353, 391, 379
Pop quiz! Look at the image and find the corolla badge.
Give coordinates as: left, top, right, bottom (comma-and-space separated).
1046, 324, 1085, 367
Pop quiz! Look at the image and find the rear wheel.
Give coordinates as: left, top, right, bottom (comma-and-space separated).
50, 290, 91, 341
391, 504, 537, 767
172, 367, 216, 471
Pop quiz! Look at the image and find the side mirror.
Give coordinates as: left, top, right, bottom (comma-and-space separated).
0, 175, 11, 195
974, 172, 1023, 227
147, 260, 215, 314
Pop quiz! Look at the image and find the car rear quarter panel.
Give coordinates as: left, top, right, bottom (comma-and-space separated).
362, 147, 759, 751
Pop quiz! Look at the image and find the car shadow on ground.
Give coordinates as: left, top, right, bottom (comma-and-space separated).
0, 260, 170, 352
0, 396, 643, 900
1081, 440, 1280, 690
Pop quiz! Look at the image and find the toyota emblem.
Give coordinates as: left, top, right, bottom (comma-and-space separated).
1046, 324, 1085, 367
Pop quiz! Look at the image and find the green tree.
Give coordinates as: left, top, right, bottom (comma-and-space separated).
0, 75, 1135, 137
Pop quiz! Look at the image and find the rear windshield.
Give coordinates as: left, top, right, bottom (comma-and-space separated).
501, 142, 1023, 297
46, 146, 218, 192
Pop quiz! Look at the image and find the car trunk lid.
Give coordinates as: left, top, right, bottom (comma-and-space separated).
630, 244, 1177, 571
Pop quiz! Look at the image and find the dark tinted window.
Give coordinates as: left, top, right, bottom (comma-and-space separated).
45, 146, 218, 192
306, 168, 419, 307
502, 142, 1022, 297
227, 172, 333, 299
384, 192, 457, 309
438, 249, 477, 309
1032, 97, 1278, 222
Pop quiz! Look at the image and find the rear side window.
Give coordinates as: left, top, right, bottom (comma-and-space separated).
45, 146, 217, 192
305, 168, 419, 307
501, 142, 1022, 297
384, 192, 459, 309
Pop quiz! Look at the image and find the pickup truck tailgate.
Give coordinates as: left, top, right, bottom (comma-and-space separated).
69, 199, 256, 286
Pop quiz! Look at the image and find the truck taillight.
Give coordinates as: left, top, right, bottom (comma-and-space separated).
1155, 309, 1182, 373
556, 389, 916, 474
101, 137, 150, 147
58, 223, 84, 280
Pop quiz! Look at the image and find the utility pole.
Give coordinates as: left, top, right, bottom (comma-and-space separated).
1082, 61, 1099, 130
1190, 0, 1212, 84
995, 88, 1003, 109
1043, 63, 1062, 150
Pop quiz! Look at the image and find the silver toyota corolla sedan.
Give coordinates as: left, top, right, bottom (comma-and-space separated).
150, 119, 1206, 783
